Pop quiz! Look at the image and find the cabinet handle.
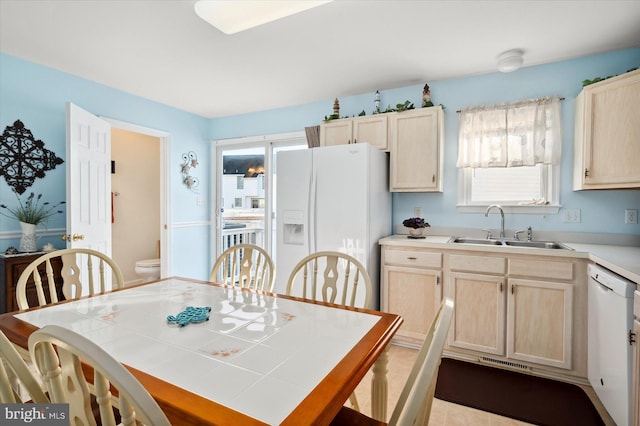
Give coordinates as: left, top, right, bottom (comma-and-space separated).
407, 256, 417, 260
432, 174, 435, 182
500, 283, 503, 292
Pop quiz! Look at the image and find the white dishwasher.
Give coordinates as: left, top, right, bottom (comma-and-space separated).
588, 264, 636, 426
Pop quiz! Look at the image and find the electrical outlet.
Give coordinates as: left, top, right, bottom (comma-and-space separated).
563, 209, 581, 223
414, 207, 423, 218
625, 209, 638, 224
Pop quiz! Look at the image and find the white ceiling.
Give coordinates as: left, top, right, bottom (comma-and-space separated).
1, 1, 639, 119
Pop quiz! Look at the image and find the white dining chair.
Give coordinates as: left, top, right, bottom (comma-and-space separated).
210, 243, 275, 292
16, 248, 125, 310
29, 324, 171, 426
330, 298, 454, 426
0, 330, 49, 403
285, 251, 372, 309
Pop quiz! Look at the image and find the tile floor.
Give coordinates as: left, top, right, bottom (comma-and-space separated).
352, 344, 533, 425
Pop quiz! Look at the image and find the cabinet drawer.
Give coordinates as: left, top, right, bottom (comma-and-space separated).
449, 254, 506, 275
509, 258, 574, 281
384, 249, 442, 269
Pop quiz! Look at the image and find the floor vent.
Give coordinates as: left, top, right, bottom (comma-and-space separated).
480, 356, 530, 371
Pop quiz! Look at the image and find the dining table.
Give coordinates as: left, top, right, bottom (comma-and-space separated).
0, 276, 402, 425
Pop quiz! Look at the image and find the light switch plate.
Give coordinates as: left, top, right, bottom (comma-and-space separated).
625, 209, 638, 224
563, 209, 581, 223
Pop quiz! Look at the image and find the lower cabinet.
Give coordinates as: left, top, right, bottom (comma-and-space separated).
380, 239, 588, 378
445, 252, 584, 374
381, 246, 442, 346
507, 278, 573, 369
449, 271, 506, 355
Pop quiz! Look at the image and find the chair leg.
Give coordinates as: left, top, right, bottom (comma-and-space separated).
349, 392, 360, 411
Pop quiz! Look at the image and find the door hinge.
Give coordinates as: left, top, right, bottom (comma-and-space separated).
511, 284, 515, 294
584, 168, 589, 178
499, 283, 503, 292
629, 330, 637, 345
436, 276, 440, 285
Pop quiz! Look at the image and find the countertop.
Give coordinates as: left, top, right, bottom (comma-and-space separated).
379, 235, 640, 284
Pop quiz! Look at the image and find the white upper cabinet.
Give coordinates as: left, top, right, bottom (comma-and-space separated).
389, 106, 444, 192
573, 69, 640, 190
320, 114, 388, 151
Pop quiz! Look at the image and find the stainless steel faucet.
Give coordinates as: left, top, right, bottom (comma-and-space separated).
485, 204, 505, 238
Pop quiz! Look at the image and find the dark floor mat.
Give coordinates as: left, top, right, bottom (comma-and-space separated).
434, 358, 604, 426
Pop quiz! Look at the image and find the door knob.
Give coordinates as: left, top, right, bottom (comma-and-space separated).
62, 233, 85, 241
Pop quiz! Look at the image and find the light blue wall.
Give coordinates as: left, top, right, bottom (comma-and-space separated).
0, 53, 212, 278
1, 49, 639, 284
212, 48, 640, 236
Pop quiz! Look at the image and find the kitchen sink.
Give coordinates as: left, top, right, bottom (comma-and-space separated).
448, 237, 573, 250
449, 237, 503, 245
503, 240, 573, 250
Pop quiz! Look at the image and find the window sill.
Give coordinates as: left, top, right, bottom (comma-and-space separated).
456, 205, 561, 215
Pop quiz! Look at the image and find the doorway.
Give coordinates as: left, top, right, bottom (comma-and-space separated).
103, 117, 171, 283
211, 132, 306, 267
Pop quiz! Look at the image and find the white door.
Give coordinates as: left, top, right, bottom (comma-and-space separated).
66, 103, 113, 290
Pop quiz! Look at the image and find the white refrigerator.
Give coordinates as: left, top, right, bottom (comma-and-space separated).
275, 143, 391, 309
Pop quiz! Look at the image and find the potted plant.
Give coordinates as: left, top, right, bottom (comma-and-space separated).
402, 217, 430, 238
0, 191, 65, 252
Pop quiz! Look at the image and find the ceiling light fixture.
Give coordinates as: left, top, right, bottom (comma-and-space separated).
194, 0, 333, 35
497, 49, 524, 73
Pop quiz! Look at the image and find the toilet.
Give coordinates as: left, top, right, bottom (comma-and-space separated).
134, 258, 161, 282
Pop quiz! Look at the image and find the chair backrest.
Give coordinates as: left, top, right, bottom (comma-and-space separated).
285, 251, 372, 309
28, 325, 171, 426
0, 330, 49, 403
389, 298, 454, 426
16, 248, 125, 310
210, 244, 275, 292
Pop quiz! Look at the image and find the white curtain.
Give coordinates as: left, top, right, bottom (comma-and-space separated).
456, 96, 562, 168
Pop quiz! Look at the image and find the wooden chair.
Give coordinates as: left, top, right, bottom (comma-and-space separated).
286, 251, 372, 410
16, 248, 125, 310
330, 298, 455, 426
0, 330, 49, 403
210, 244, 275, 292
29, 324, 171, 426
285, 251, 372, 309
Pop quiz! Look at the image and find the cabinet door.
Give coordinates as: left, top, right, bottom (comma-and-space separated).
507, 278, 573, 369
574, 69, 640, 189
449, 271, 506, 355
353, 115, 388, 151
320, 119, 353, 146
383, 265, 441, 343
389, 107, 443, 192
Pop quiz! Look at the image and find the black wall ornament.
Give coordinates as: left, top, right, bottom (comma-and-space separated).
0, 119, 64, 194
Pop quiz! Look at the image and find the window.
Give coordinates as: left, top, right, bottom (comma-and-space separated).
236, 176, 244, 189
457, 96, 562, 213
